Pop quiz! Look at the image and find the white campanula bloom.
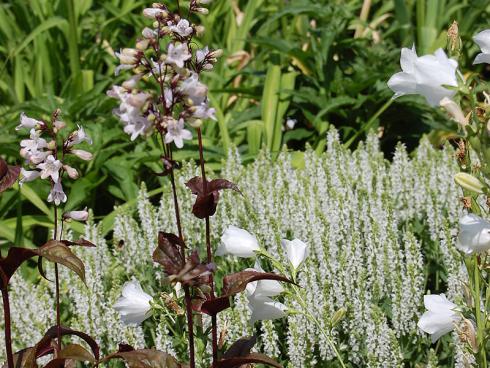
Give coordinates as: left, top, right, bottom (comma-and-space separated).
67, 125, 92, 147
456, 213, 490, 255
245, 261, 284, 298
164, 118, 192, 149
248, 296, 287, 325
19, 168, 40, 186
165, 43, 191, 68
37, 155, 62, 182
179, 73, 208, 105
216, 225, 261, 258
113, 279, 153, 325
388, 46, 458, 106
281, 238, 308, 270
17, 112, 41, 131
473, 30, 490, 64
418, 294, 461, 342
169, 19, 193, 37
47, 180, 67, 206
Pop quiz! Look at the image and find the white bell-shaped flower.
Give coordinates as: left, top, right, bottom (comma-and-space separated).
216, 225, 260, 258
456, 213, 490, 255
388, 46, 458, 106
245, 261, 284, 298
248, 296, 287, 325
417, 294, 460, 342
281, 238, 308, 270
473, 30, 490, 65
113, 279, 153, 325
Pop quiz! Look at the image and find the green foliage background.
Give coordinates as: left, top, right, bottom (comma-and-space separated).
0, 0, 489, 247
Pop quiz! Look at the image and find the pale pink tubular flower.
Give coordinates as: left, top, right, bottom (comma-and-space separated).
164, 118, 192, 149
47, 180, 67, 206
37, 155, 62, 182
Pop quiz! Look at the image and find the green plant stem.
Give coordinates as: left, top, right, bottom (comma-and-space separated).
344, 98, 393, 148
291, 285, 347, 368
2, 288, 14, 368
474, 256, 487, 368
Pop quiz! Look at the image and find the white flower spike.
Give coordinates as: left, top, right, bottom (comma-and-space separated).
388, 46, 458, 106
114, 279, 153, 325
473, 29, 490, 65
216, 225, 260, 258
456, 213, 490, 255
281, 238, 308, 270
418, 294, 461, 342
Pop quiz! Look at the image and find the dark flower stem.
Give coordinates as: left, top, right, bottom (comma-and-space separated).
2, 288, 14, 368
53, 205, 62, 350
161, 138, 196, 368
196, 127, 218, 366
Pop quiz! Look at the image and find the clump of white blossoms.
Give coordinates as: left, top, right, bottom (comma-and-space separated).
107, 2, 220, 145
17, 109, 92, 211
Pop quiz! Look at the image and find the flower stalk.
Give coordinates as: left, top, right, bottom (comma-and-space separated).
2, 288, 14, 368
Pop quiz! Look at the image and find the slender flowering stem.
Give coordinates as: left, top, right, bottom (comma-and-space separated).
2, 288, 14, 368
53, 204, 62, 350
474, 256, 487, 368
196, 127, 218, 365
159, 137, 196, 368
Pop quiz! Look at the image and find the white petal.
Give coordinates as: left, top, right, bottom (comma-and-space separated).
474, 53, 490, 65
400, 47, 417, 73
387, 72, 417, 98
474, 30, 490, 54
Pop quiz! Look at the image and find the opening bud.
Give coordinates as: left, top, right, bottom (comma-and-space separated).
63, 208, 89, 222
71, 149, 93, 161
64, 165, 79, 179
454, 172, 484, 194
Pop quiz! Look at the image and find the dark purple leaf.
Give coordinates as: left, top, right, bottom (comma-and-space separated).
200, 295, 231, 315
36, 326, 100, 361
0, 247, 38, 289
102, 348, 187, 368
223, 336, 257, 359
185, 177, 240, 219
61, 239, 96, 248
0, 158, 20, 193
222, 271, 294, 297
216, 353, 283, 368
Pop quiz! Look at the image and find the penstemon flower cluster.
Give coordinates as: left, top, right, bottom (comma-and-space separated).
388, 26, 490, 366
103, 2, 347, 367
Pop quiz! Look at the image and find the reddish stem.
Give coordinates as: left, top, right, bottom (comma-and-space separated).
2, 288, 14, 368
53, 205, 62, 351
196, 127, 218, 366
184, 286, 196, 368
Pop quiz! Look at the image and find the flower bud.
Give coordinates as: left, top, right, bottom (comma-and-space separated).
440, 97, 468, 126
63, 208, 89, 222
53, 120, 66, 131
195, 25, 205, 36
195, 7, 209, 14
136, 39, 149, 51
454, 172, 484, 194
47, 140, 56, 150
63, 165, 79, 179
142, 27, 155, 39
71, 149, 93, 161
143, 8, 167, 19
189, 118, 203, 128
209, 49, 223, 58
